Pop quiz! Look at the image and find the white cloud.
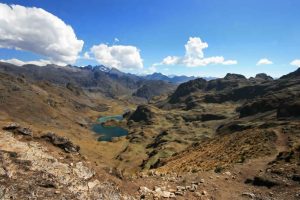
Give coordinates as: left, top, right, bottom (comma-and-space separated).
154, 37, 237, 67
114, 38, 120, 42
0, 3, 83, 64
89, 44, 143, 70
0, 58, 51, 66
223, 60, 238, 65
153, 56, 180, 66
290, 59, 300, 67
256, 58, 273, 65
184, 37, 208, 59
162, 56, 180, 65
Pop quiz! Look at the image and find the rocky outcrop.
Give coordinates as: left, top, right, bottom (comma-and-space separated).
277, 101, 300, 118
237, 89, 300, 118
216, 121, 253, 134
254, 73, 273, 81
41, 132, 80, 153
279, 67, 300, 79
169, 78, 207, 103
3, 123, 33, 136
168, 73, 253, 106
133, 80, 175, 100
245, 176, 279, 188
128, 105, 155, 124
224, 73, 247, 81
237, 97, 282, 117
182, 113, 226, 122
0, 130, 130, 200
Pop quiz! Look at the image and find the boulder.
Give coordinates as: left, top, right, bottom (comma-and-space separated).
3, 123, 32, 136
17, 127, 33, 136
242, 192, 256, 199
41, 132, 80, 153
73, 162, 95, 180
245, 176, 279, 188
3, 122, 20, 130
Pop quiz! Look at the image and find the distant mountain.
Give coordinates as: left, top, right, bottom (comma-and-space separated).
144, 72, 217, 84
160, 69, 300, 115
143, 72, 197, 84
0, 62, 143, 98
133, 80, 176, 100
0, 62, 177, 100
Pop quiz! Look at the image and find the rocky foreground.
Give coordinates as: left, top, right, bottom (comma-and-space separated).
0, 123, 133, 200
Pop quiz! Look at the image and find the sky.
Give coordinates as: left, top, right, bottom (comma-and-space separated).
0, 0, 299, 77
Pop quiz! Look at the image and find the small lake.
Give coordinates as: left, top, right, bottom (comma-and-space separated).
92, 115, 128, 142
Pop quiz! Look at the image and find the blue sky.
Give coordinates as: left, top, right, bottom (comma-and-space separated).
0, 0, 299, 77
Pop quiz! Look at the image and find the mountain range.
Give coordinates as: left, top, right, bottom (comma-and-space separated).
0, 61, 299, 199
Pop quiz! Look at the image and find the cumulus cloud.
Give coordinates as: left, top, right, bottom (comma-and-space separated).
153, 56, 180, 66
89, 44, 143, 70
0, 3, 83, 64
184, 37, 208, 59
256, 58, 273, 65
0, 58, 51, 66
290, 59, 300, 67
153, 37, 237, 67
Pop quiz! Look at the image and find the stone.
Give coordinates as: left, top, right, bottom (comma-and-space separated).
175, 191, 184, 196
139, 186, 152, 194
195, 192, 201, 197
224, 171, 231, 176
3, 122, 20, 130
188, 184, 198, 192
161, 191, 171, 198
88, 180, 100, 189
242, 192, 256, 199
0, 131, 128, 199
73, 162, 95, 180
169, 189, 176, 193
176, 186, 186, 191
248, 176, 279, 188
201, 190, 208, 196
17, 127, 33, 136
169, 193, 176, 198
0, 167, 6, 176
41, 132, 80, 153
154, 187, 162, 192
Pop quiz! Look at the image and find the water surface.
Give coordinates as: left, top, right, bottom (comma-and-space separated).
92, 115, 128, 141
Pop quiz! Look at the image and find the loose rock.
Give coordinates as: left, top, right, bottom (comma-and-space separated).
41, 132, 80, 153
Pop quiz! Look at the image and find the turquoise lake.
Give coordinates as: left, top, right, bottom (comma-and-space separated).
92, 115, 128, 142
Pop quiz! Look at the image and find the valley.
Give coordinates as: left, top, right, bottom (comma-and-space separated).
0, 62, 299, 199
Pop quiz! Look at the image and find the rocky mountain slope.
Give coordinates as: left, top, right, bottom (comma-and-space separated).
143, 72, 197, 84
113, 68, 300, 199
132, 80, 176, 100
0, 124, 132, 199
0, 62, 300, 199
0, 62, 175, 100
